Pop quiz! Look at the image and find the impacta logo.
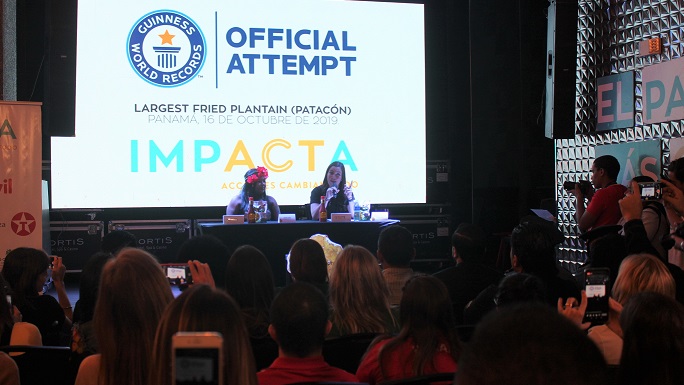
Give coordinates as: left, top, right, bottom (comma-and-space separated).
127, 10, 206, 87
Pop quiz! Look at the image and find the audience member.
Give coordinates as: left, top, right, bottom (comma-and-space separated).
226, 166, 280, 220
225, 245, 278, 370
0, 351, 19, 385
569, 155, 627, 232
665, 157, 684, 269
582, 231, 626, 286
258, 282, 358, 385
433, 223, 502, 324
328, 245, 398, 337
356, 275, 460, 384
71, 252, 113, 357
0, 273, 17, 345
74, 248, 173, 385
0, 273, 42, 348
100, 230, 137, 255
455, 304, 607, 385
377, 225, 416, 306
288, 238, 329, 296
595, 181, 684, 304
587, 253, 676, 365
2, 248, 71, 346
617, 292, 684, 385
150, 284, 258, 385
177, 235, 231, 289
464, 220, 579, 324
493, 273, 547, 308
68, 252, 114, 381
616, 176, 668, 258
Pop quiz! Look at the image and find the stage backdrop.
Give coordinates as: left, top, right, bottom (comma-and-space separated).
51, 0, 427, 209
0, 101, 42, 267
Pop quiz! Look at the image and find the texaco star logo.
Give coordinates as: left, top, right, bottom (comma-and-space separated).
11, 212, 36, 236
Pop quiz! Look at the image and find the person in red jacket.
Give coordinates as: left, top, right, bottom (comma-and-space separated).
570, 155, 627, 232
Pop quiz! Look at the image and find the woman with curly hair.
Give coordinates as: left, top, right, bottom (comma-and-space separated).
226, 166, 280, 220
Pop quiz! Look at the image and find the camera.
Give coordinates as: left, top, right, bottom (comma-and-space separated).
563, 180, 592, 195
637, 182, 663, 201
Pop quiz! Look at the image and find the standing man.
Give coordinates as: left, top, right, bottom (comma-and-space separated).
570, 155, 627, 232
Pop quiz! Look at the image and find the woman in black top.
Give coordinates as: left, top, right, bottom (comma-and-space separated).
2, 247, 71, 346
310, 161, 354, 220
226, 166, 280, 221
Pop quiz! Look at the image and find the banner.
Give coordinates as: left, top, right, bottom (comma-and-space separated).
594, 140, 661, 185
0, 101, 42, 266
596, 72, 634, 131
643, 57, 684, 124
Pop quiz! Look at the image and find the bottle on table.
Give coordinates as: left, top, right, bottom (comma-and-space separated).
319, 195, 327, 222
247, 196, 257, 223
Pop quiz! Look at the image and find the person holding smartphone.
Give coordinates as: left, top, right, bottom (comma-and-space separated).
150, 284, 257, 385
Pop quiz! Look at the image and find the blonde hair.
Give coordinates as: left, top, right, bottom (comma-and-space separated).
94, 248, 173, 385
329, 245, 396, 334
612, 253, 675, 304
150, 285, 257, 385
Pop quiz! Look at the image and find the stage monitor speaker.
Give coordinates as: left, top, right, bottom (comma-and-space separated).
43, 0, 77, 137
545, 0, 578, 139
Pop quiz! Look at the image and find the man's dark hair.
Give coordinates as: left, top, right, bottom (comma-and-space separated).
378, 225, 414, 267
176, 235, 231, 288
668, 157, 684, 183
510, 221, 558, 278
494, 273, 547, 307
594, 155, 620, 181
270, 282, 329, 357
101, 230, 137, 255
456, 304, 608, 385
451, 223, 486, 263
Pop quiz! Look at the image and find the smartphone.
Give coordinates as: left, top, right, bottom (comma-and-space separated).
162, 264, 193, 285
638, 182, 663, 200
172, 332, 224, 385
583, 268, 610, 325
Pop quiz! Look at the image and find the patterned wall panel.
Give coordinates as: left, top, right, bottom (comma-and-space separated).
556, 0, 684, 267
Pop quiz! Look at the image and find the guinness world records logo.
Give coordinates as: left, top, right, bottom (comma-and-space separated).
127, 10, 206, 87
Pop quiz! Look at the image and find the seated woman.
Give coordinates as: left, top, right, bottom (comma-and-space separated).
226, 166, 280, 221
356, 275, 460, 384
618, 292, 684, 385
150, 284, 257, 385
2, 248, 72, 346
0, 273, 42, 347
74, 248, 174, 385
328, 245, 397, 337
587, 253, 675, 365
224, 245, 279, 370
310, 161, 354, 220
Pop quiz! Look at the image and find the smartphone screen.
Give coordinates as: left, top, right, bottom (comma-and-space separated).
583, 268, 610, 325
173, 332, 223, 385
163, 264, 192, 285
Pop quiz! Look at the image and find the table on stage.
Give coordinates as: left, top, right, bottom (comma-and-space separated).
199, 219, 399, 286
